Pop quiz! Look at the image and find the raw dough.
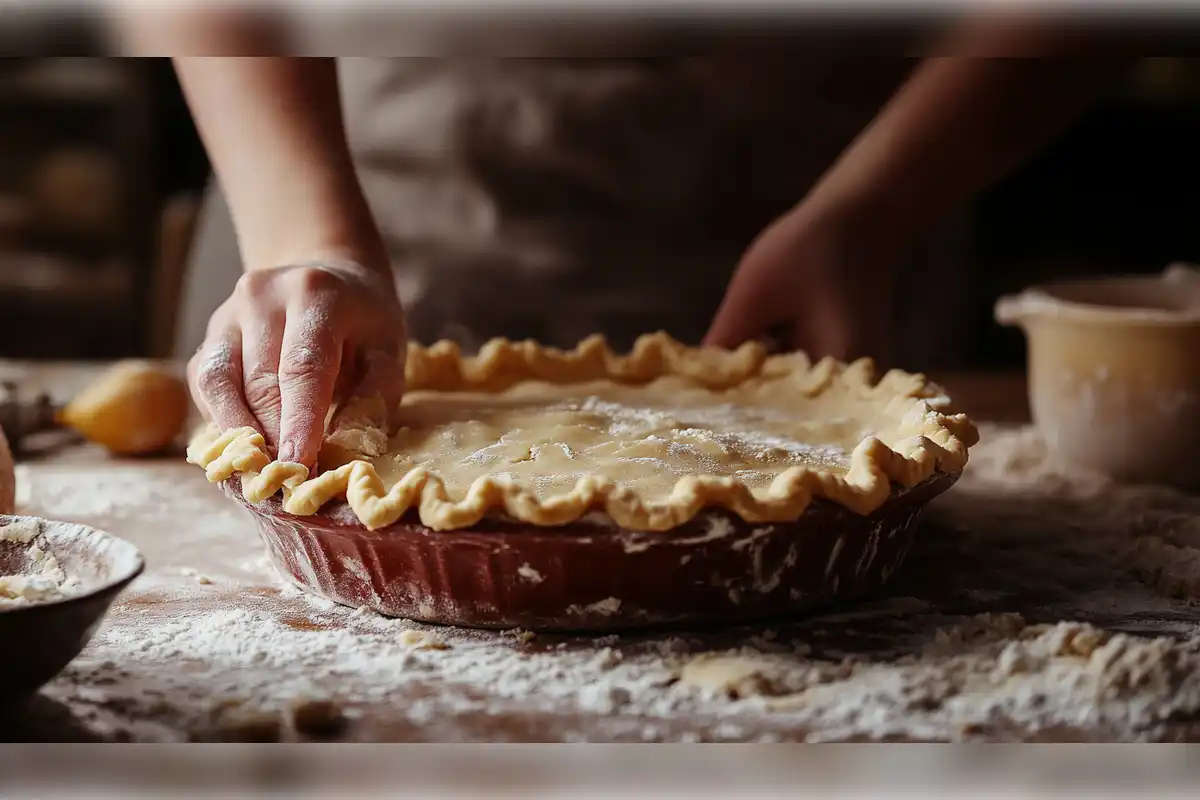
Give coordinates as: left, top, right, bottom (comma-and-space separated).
399, 629, 449, 650
188, 333, 978, 532
678, 654, 783, 699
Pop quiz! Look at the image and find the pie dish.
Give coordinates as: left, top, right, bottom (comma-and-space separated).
189, 332, 979, 630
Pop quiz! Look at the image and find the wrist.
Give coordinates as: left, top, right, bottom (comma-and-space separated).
795, 178, 934, 258
240, 180, 391, 283
248, 238, 391, 279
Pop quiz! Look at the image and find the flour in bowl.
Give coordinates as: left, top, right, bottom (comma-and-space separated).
0, 518, 81, 608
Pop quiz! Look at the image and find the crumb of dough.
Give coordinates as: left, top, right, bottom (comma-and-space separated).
678, 655, 780, 699
399, 629, 449, 650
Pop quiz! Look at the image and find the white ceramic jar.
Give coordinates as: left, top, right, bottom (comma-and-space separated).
995, 264, 1200, 487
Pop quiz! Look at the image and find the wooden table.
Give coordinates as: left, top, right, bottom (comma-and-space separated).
4, 363, 1199, 743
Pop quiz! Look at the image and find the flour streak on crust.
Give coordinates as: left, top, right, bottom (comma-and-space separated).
186, 332, 978, 532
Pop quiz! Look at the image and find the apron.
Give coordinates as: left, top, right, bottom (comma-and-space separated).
177, 54, 975, 369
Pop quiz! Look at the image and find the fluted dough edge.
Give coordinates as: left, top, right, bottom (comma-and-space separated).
186, 332, 980, 533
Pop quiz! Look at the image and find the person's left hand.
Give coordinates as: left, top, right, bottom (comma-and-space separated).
704, 203, 900, 364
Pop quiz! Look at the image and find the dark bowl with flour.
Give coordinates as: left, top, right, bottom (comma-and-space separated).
0, 515, 144, 709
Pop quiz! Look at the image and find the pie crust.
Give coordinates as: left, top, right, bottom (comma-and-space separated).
187, 333, 979, 533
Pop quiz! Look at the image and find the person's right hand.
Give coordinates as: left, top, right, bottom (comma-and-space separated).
188, 259, 407, 470
705, 202, 899, 365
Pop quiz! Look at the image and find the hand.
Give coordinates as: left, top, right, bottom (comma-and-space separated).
189, 259, 407, 469
704, 204, 899, 364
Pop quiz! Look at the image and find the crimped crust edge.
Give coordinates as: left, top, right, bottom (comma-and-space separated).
186, 332, 980, 532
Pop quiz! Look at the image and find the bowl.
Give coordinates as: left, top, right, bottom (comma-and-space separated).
0, 515, 145, 709
995, 264, 1200, 487
226, 472, 958, 632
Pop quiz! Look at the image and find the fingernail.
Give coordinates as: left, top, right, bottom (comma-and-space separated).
277, 442, 296, 463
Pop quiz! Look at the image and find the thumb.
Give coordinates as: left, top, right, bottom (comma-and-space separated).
329, 348, 405, 435
320, 349, 404, 468
352, 348, 406, 419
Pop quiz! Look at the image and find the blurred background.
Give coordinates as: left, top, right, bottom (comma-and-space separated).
0, 56, 209, 360
0, 17, 1198, 368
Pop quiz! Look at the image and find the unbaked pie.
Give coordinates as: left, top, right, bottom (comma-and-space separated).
187, 333, 979, 532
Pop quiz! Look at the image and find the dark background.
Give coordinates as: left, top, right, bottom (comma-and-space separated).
0, 51, 1197, 367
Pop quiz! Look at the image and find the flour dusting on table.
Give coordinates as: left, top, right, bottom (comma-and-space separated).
10, 425, 1200, 742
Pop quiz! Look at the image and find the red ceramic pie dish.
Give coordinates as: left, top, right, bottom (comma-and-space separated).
225, 472, 958, 632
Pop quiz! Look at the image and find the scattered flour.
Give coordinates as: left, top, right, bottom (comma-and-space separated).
38, 588, 697, 742
14, 424, 1200, 742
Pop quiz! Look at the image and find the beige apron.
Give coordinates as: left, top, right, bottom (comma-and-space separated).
178, 55, 973, 368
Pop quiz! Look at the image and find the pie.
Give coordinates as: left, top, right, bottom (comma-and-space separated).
187, 333, 979, 533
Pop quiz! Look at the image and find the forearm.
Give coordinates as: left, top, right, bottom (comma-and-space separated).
801, 23, 1137, 242
174, 57, 386, 275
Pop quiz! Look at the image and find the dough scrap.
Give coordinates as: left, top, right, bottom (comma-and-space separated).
679, 655, 781, 699
678, 652, 826, 700
399, 629, 448, 650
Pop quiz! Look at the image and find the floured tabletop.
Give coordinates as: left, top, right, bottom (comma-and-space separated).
3, 364, 1200, 743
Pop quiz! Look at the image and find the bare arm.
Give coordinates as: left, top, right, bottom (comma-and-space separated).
116, 8, 387, 272
801, 26, 1138, 246
113, 14, 409, 469
707, 18, 1138, 359
174, 56, 388, 275
175, 55, 405, 469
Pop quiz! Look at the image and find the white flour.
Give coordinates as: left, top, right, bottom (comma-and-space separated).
16, 423, 1200, 741
40, 583, 702, 742
0, 518, 81, 607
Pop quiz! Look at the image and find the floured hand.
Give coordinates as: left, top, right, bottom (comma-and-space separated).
188, 259, 407, 470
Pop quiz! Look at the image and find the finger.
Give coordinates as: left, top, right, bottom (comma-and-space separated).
354, 347, 406, 410
703, 271, 781, 350
241, 312, 285, 452
328, 346, 405, 436
788, 296, 890, 364
276, 309, 343, 467
188, 329, 260, 433
333, 340, 361, 404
